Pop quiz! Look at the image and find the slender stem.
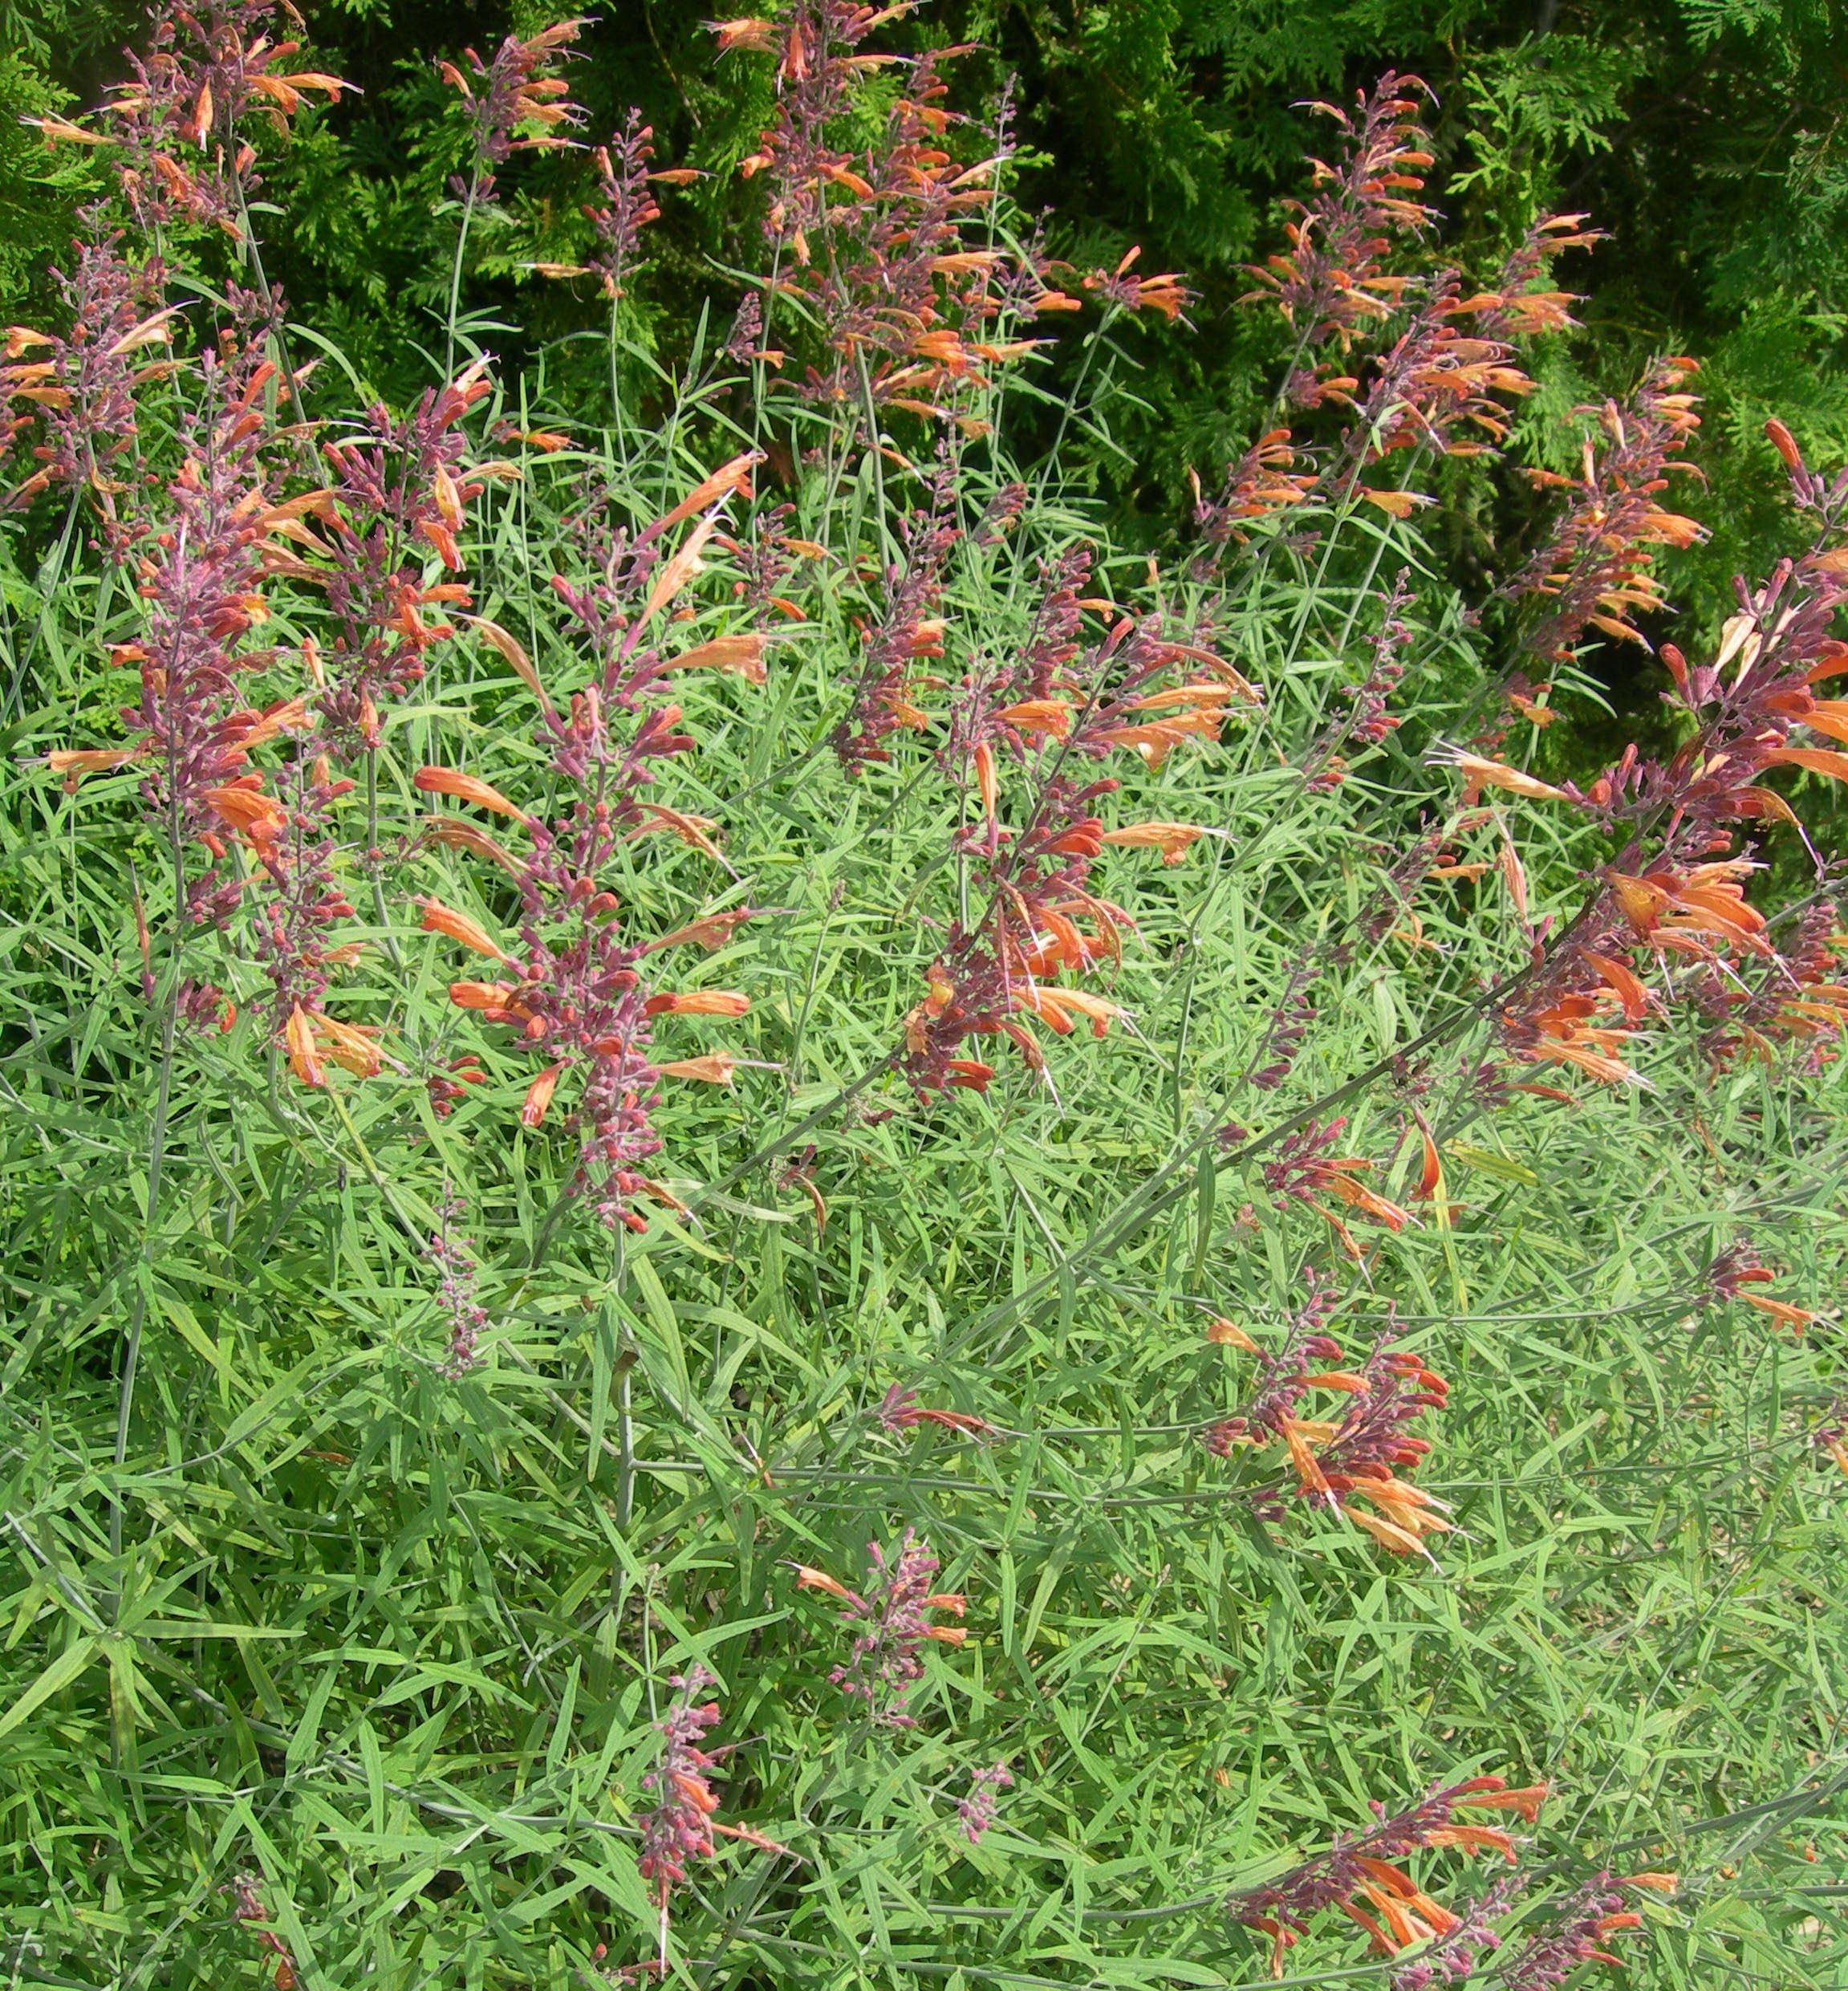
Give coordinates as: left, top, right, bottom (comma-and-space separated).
612, 1229, 636, 1527
445, 177, 481, 380
607, 286, 631, 471
112, 734, 188, 1571
230, 171, 312, 468
1043, 303, 1119, 473
363, 748, 402, 966
855, 349, 886, 532
615, 1363, 636, 1527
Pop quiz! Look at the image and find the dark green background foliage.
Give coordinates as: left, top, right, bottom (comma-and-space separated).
6, 0, 1847, 636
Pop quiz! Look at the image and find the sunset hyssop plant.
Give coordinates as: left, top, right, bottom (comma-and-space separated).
0, 7, 1842, 1989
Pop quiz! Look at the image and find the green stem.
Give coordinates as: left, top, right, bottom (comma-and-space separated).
364, 748, 402, 967
112, 770, 187, 1572
230, 171, 311, 462
445, 177, 481, 380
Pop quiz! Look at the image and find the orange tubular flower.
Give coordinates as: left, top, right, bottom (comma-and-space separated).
661, 632, 767, 682
1303, 1159, 1415, 1231
419, 896, 514, 962
449, 980, 534, 1029
1208, 1317, 1260, 1351
1279, 1416, 1334, 1500
1228, 1765, 1545, 1976
521, 1063, 564, 1127
995, 698, 1073, 738
1453, 1783, 1549, 1822
284, 1005, 324, 1087
412, 765, 534, 825
1512, 993, 1645, 1088
1099, 821, 1209, 863
1016, 983, 1122, 1040
204, 783, 288, 845
314, 1015, 384, 1079
421, 815, 527, 879
645, 989, 750, 1018
791, 1563, 855, 1600
656, 1053, 738, 1085
1430, 746, 1570, 803
878, 1384, 995, 1436
46, 747, 141, 790
644, 908, 757, 953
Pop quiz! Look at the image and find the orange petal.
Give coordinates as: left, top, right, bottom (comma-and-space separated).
285, 1004, 324, 1087
645, 989, 750, 1017
792, 1564, 853, 1599
656, 1053, 737, 1084
412, 766, 533, 824
1207, 1317, 1259, 1351
420, 896, 514, 962
521, 1063, 564, 1126
663, 633, 766, 682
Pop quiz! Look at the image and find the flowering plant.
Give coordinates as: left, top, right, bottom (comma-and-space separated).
0, 13, 1842, 1990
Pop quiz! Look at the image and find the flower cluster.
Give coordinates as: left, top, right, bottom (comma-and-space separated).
636, 1664, 724, 1913
438, 18, 583, 202
1705, 1241, 1818, 1334
272, 361, 498, 755
1225, 1773, 1545, 1978
1496, 1872, 1675, 1991
957, 1761, 1012, 1847
428, 1188, 489, 1375
420, 456, 766, 1226
251, 755, 360, 1038
1207, 105, 1590, 571
584, 110, 667, 300
1246, 74, 1436, 396
721, 2, 1085, 426
796, 1530, 968, 1727
119, 298, 294, 926
229, 1871, 299, 1991
1696, 893, 1846, 1071
1256, 1117, 1415, 1252
1247, 957, 1322, 1089
628, 1664, 788, 1976
1306, 568, 1418, 790
1424, 425, 1848, 1103
2, 225, 173, 522
900, 587, 1253, 1097
1388, 1874, 1522, 1990
1505, 356, 1705, 662
1339, 271, 1533, 483
1079, 246, 1192, 322
1188, 429, 1318, 572
1204, 1282, 1451, 1556
107, 0, 347, 234
833, 466, 958, 770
